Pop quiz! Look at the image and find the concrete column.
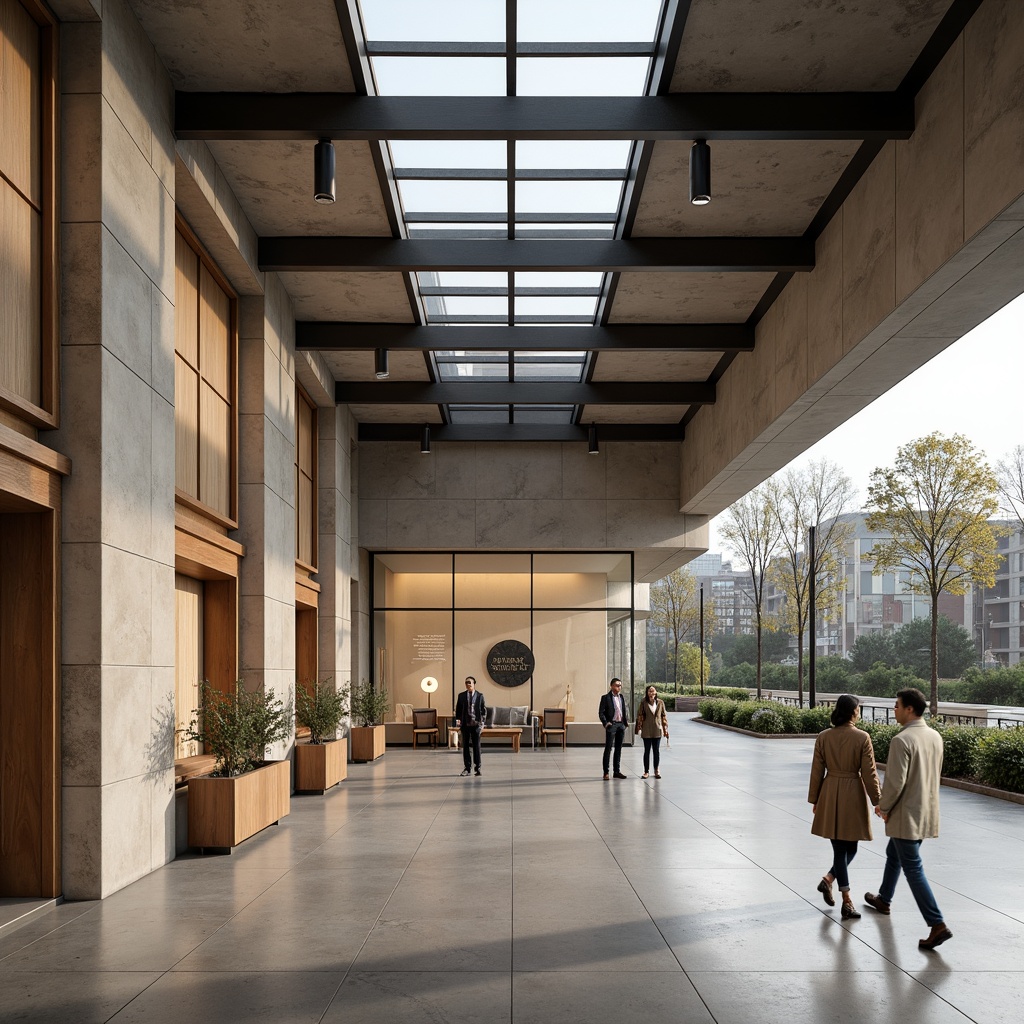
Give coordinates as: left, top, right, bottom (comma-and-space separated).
236, 276, 297, 759
315, 406, 355, 698
52, 0, 176, 898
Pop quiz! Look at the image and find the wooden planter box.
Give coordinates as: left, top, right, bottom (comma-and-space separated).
294, 738, 348, 793
187, 759, 290, 852
350, 725, 386, 762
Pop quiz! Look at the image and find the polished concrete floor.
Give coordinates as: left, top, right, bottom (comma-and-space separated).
2, 714, 1022, 1023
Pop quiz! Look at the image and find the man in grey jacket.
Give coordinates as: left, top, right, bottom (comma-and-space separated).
864, 687, 952, 949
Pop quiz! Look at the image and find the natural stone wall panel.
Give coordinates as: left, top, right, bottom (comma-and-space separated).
632, 140, 859, 237
605, 442, 680, 500
359, 498, 387, 548
672, 0, 950, 91
208, 140, 392, 236
388, 498, 476, 548
433, 442, 478, 499
582, 405, 688, 424
325, 349, 432, 382
610, 271, 772, 322
472, 444, 563, 500
896, 38, 965, 304
842, 142, 896, 353
357, 440, 439, 500
590, 350, 720, 382
277, 271, 415, 322
475, 499, 564, 548
806, 215, 844, 390
560, 444, 607, 500
129, 0, 355, 91
964, 0, 1024, 238
771, 272, 809, 416
60, 92, 102, 223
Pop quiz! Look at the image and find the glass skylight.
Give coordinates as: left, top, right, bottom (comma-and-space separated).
357, 0, 666, 426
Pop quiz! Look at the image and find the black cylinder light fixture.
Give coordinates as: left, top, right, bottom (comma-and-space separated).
374, 348, 390, 379
588, 423, 599, 455
420, 425, 432, 454
314, 138, 336, 204
689, 139, 711, 206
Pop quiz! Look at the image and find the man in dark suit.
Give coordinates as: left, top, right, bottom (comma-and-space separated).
599, 677, 629, 780
454, 675, 487, 776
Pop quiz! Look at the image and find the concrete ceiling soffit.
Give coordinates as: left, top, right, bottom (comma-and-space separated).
347, 404, 443, 424
275, 272, 413, 321
672, 0, 953, 91
591, 350, 722, 381
609, 272, 775, 322
206, 140, 391, 236
323, 350, 430, 383
632, 139, 861, 237
128, 0, 355, 91
583, 405, 690, 424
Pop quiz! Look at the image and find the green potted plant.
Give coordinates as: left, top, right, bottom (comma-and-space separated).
294, 677, 350, 793
349, 679, 390, 762
185, 680, 293, 851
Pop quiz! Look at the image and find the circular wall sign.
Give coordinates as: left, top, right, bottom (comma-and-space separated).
486, 640, 535, 688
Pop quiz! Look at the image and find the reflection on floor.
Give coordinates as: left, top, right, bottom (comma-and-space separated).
2, 715, 1021, 1023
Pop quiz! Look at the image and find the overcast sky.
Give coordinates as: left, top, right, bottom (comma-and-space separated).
709, 289, 1024, 557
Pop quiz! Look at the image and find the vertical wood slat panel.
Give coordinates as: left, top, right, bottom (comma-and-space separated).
0, 512, 44, 896
204, 578, 237, 694
174, 230, 199, 367
297, 398, 312, 475
0, 0, 41, 206
199, 265, 230, 399
0, 180, 41, 404
199, 383, 230, 516
174, 355, 199, 497
298, 474, 313, 565
174, 574, 203, 760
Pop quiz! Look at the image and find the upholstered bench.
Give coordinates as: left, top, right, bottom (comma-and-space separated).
483, 704, 538, 747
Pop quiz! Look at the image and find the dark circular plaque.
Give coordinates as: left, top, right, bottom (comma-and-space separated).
486, 640, 535, 688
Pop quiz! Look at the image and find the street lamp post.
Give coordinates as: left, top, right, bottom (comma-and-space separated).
699, 583, 705, 696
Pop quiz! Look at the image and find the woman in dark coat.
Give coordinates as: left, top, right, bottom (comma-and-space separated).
808, 694, 881, 919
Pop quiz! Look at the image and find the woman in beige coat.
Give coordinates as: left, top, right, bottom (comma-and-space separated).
807, 694, 881, 919
635, 685, 669, 779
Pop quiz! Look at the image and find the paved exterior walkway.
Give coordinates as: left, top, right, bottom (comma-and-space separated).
2, 714, 1021, 1023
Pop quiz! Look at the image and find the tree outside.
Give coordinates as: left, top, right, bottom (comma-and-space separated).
866, 432, 1001, 716
649, 568, 717, 690
676, 642, 711, 690
769, 460, 856, 707
717, 630, 792, 668
719, 482, 783, 699
891, 616, 977, 680
995, 444, 1024, 534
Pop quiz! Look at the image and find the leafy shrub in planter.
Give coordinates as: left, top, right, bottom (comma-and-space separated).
749, 707, 785, 734
977, 727, 1024, 793
187, 680, 293, 777
295, 677, 350, 744
729, 701, 760, 731
933, 724, 985, 778
697, 697, 718, 721
798, 705, 833, 734
857, 722, 901, 764
717, 699, 741, 725
350, 680, 391, 727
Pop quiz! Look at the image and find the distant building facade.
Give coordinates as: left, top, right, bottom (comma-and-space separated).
972, 523, 1024, 667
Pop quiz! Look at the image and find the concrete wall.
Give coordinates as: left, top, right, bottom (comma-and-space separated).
682, 1, 1024, 516
53, 0, 177, 899
358, 441, 708, 582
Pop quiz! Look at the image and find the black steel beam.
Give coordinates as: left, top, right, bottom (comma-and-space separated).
261, 236, 812, 273
297, 322, 753, 352
358, 423, 685, 442
334, 381, 714, 405
175, 93, 914, 142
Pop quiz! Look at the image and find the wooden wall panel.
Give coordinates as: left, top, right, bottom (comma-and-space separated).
0, 0, 41, 205
174, 230, 198, 367
204, 578, 237, 695
174, 355, 198, 496
296, 606, 317, 685
298, 474, 313, 565
199, 264, 230, 399
0, 509, 56, 897
0, 180, 41, 406
297, 399, 312, 475
199, 382, 230, 515
174, 574, 203, 760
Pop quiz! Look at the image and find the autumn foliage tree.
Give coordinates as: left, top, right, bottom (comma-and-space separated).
866, 433, 1001, 716
650, 568, 716, 689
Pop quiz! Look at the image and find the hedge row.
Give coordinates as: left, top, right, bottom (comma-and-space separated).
696, 702, 1024, 794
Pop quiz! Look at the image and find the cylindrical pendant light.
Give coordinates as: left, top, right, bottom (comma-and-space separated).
588, 423, 599, 455
314, 138, 336, 204
374, 348, 390, 379
420, 425, 432, 454
690, 139, 711, 206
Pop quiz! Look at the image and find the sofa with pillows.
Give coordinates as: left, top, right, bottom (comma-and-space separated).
484, 704, 538, 747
